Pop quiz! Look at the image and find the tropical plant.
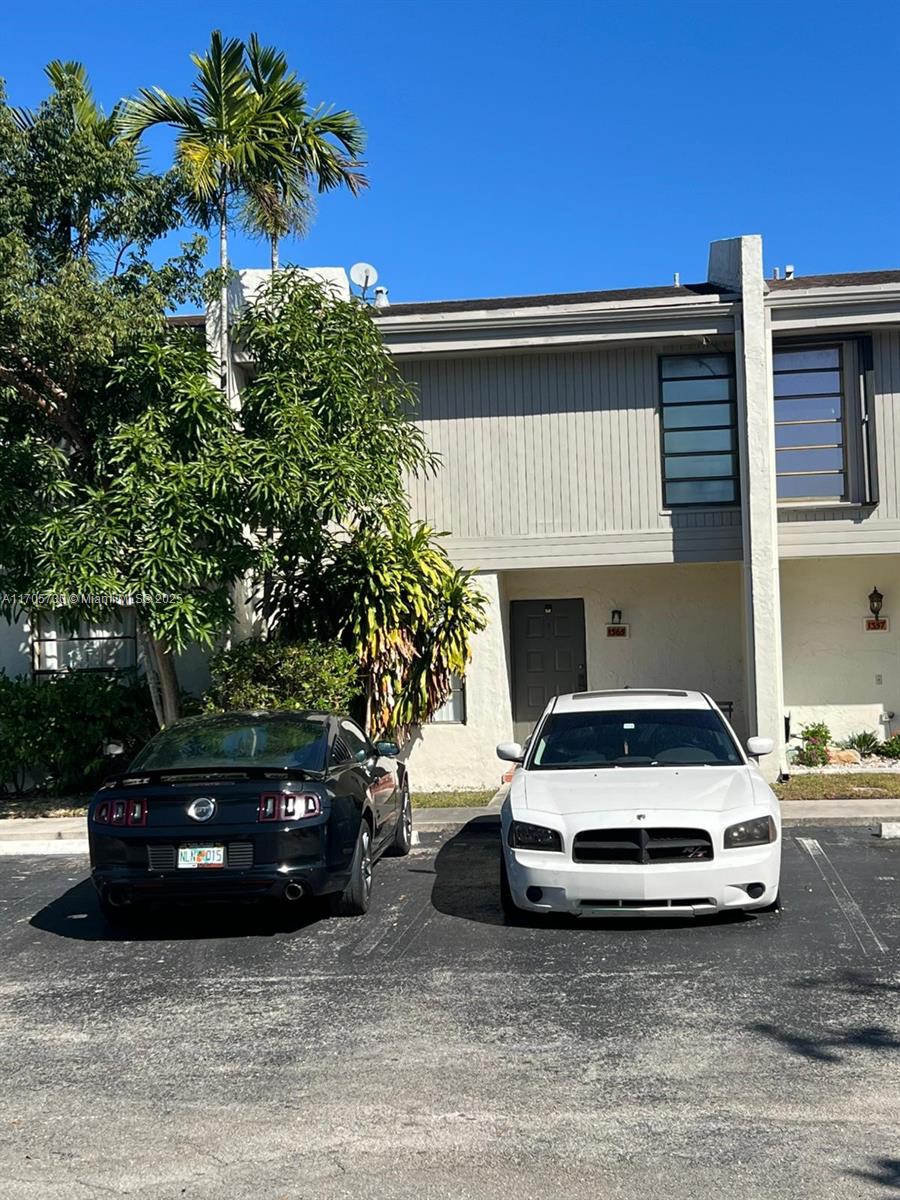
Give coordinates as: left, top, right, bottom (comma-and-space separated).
794, 721, 831, 767
880, 734, 900, 760
204, 638, 361, 715
241, 35, 366, 270
118, 31, 366, 383
841, 730, 882, 758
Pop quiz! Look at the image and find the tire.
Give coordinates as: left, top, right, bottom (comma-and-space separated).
386, 777, 413, 857
499, 851, 524, 923
329, 821, 373, 916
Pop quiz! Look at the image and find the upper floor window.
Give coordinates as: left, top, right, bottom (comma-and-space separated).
659, 354, 738, 505
773, 346, 845, 500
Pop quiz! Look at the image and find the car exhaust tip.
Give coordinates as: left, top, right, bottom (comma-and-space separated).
283, 882, 306, 902
106, 886, 131, 908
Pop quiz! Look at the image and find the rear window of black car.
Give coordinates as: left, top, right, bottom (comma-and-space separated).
530, 708, 742, 769
130, 715, 328, 772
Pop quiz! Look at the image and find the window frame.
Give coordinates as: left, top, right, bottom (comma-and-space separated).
428, 674, 467, 725
30, 611, 138, 678
657, 352, 740, 509
772, 340, 851, 504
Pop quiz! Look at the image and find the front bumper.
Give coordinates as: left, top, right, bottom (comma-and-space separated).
503, 823, 781, 917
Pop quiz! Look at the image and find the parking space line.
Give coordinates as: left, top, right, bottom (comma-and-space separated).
796, 837, 887, 955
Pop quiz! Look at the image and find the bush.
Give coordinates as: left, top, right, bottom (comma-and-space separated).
0, 671, 157, 797
881, 735, 900, 760
842, 730, 882, 758
794, 721, 831, 767
205, 638, 361, 716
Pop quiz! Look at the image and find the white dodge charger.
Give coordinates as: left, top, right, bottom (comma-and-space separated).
497, 689, 781, 919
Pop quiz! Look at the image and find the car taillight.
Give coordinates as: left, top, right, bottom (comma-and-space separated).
95, 798, 147, 826
258, 792, 322, 822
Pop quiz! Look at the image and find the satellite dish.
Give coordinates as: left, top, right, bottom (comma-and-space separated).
350, 262, 378, 291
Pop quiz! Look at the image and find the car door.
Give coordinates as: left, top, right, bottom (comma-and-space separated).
340, 720, 397, 850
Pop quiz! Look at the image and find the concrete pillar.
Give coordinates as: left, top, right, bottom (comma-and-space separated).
709, 236, 785, 780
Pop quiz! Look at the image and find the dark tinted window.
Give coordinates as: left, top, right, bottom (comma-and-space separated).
530, 708, 741, 769
660, 355, 738, 506
131, 715, 328, 772
341, 721, 372, 763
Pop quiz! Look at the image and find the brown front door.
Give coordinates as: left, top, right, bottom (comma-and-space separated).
510, 599, 587, 742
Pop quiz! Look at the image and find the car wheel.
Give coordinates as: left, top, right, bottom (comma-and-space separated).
499, 851, 524, 923
329, 821, 373, 916
386, 777, 413, 857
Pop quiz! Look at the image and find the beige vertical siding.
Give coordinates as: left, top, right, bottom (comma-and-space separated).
402, 347, 741, 542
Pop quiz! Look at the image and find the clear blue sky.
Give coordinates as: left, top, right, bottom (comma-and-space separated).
4, 0, 899, 303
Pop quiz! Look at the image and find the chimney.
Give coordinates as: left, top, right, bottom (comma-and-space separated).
772, 267, 780, 280
784, 264, 795, 280
373, 286, 390, 308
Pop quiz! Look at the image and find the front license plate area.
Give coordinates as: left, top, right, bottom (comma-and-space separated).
178, 845, 225, 869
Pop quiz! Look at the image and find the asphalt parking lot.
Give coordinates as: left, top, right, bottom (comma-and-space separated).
1, 819, 898, 1200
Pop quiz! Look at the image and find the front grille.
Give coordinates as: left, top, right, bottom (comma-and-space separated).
226, 842, 254, 869
580, 897, 717, 911
147, 845, 177, 871
146, 842, 255, 871
572, 827, 713, 864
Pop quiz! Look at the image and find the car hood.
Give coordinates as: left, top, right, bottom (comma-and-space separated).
518, 766, 761, 816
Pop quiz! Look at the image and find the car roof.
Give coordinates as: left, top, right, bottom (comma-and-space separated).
551, 689, 712, 713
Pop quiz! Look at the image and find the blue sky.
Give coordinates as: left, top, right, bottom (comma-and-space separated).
4, 0, 899, 304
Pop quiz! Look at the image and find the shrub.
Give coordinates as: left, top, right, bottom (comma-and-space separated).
880, 735, 900, 760
0, 671, 156, 797
794, 721, 831, 767
205, 638, 361, 716
842, 730, 882, 758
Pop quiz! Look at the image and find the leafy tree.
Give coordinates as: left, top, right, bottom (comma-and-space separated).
119, 31, 366, 381
241, 35, 367, 271
204, 639, 361, 715
234, 273, 487, 734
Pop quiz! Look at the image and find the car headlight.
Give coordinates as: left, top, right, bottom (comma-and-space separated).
723, 816, 777, 849
508, 821, 563, 852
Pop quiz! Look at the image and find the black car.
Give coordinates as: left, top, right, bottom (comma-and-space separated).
88, 710, 412, 925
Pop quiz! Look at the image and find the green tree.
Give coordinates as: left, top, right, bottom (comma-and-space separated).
241, 35, 367, 271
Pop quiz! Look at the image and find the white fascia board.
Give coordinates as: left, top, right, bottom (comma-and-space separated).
766, 283, 900, 331
377, 295, 738, 355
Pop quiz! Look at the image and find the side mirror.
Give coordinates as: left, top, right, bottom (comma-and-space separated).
104, 741, 124, 757
375, 740, 400, 758
746, 736, 775, 758
496, 742, 524, 764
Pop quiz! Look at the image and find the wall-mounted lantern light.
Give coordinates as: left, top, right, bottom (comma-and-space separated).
611, 609, 622, 625
869, 587, 884, 617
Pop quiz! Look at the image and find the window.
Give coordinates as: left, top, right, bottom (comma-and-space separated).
32, 612, 137, 676
131, 714, 329, 772
340, 720, 372, 763
430, 674, 466, 724
659, 355, 738, 505
773, 346, 845, 500
529, 708, 742, 770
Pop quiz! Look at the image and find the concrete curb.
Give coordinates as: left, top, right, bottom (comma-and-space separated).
0, 838, 89, 856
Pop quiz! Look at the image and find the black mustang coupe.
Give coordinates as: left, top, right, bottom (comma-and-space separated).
88, 711, 412, 925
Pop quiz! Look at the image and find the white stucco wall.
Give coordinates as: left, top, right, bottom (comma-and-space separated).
405, 561, 749, 791
0, 616, 30, 678
402, 572, 515, 792
781, 554, 900, 744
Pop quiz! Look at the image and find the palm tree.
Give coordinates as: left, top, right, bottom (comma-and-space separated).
242, 35, 368, 271
118, 31, 305, 391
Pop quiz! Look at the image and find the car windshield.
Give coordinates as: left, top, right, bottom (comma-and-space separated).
529, 708, 742, 769
129, 715, 329, 773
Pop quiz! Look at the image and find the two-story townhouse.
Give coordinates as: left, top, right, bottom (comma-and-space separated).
2, 236, 897, 789
375, 235, 900, 785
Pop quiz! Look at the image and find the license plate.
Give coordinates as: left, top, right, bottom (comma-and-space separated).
178, 845, 225, 869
